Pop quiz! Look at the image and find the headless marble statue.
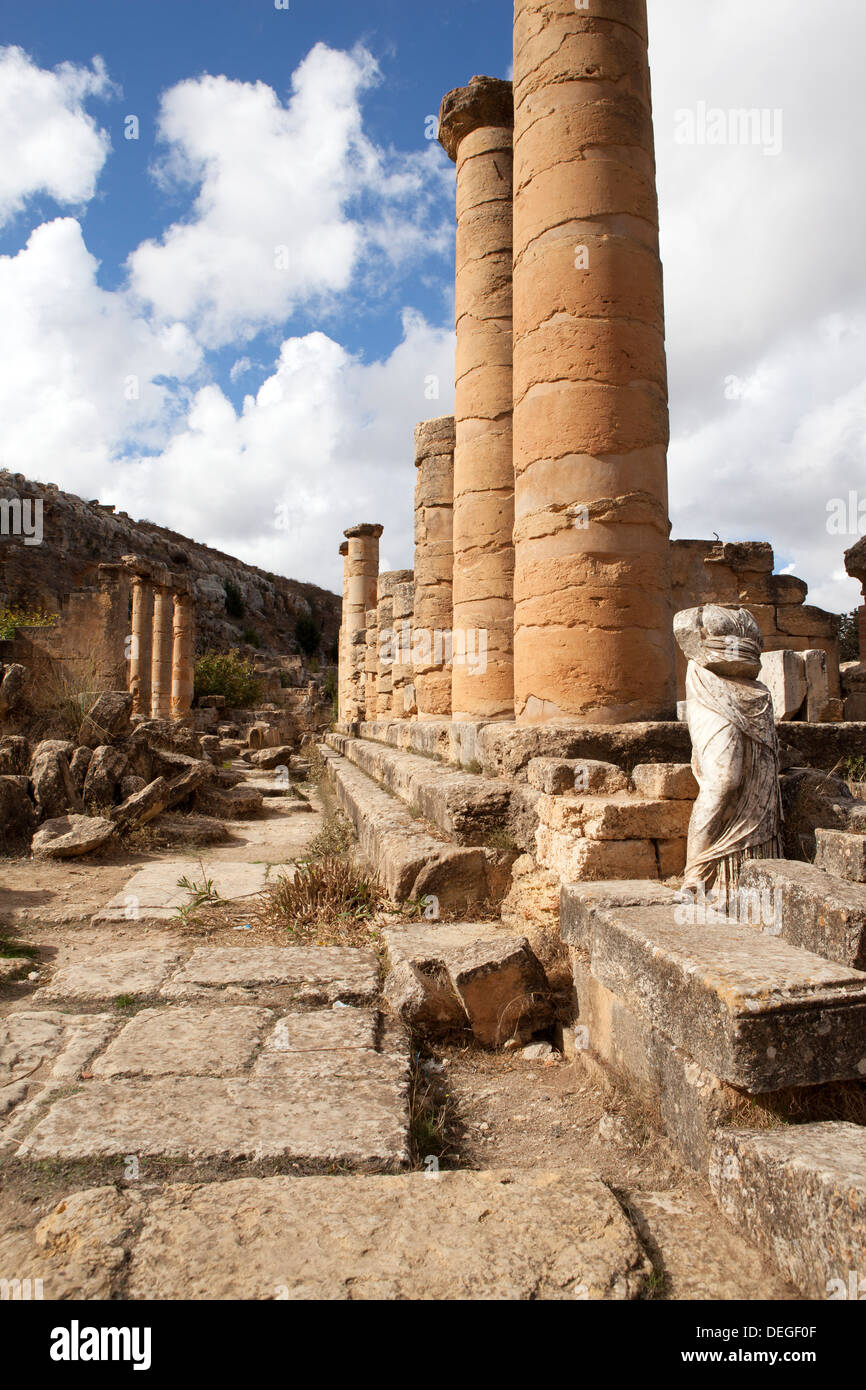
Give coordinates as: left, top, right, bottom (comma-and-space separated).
674, 605, 783, 911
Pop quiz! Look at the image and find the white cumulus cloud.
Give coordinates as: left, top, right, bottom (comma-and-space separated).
0, 46, 112, 227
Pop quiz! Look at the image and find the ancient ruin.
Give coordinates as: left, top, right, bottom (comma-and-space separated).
2, 0, 865, 1311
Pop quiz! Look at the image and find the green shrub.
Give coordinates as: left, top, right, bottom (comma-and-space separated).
223, 579, 245, 619
194, 649, 261, 708
242, 627, 261, 648
295, 613, 321, 657
0, 606, 59, 641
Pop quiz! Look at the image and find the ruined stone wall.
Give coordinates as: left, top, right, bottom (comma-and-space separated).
671, 540, 841, 700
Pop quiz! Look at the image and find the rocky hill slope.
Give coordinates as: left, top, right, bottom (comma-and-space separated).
0, 470, 340, 661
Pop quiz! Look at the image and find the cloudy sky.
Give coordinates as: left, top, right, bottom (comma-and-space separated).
0, 0, 864, 611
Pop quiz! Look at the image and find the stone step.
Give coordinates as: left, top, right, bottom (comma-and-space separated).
740, 858, 866, 970
562, 881, 866, 1093
325, 731, 511, 844
710, 1123, 866, 1300
320, 745, 515, 912
353, 718, 691, 781
0, 1170, 651, 1300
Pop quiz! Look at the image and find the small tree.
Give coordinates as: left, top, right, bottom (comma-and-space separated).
223, 579, 245, 619
194, 649, 261, 707
839, 611, 860, 664
295, 613, 321, 657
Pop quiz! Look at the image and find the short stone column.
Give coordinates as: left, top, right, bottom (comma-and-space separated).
364, 608, 379, 721
439, 76, 515, 722
413, 418, 455, 719
376, 570, 413, 718
337, 540, 350, 722
170, 590, 195, 722
391, 575, 416, 718
512, 0, 675, 724
343, 523, 383, 722
128, 575, 153, 716
150, 584, 174, 719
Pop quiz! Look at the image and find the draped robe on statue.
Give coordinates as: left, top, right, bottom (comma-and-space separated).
682, 659, 783, 908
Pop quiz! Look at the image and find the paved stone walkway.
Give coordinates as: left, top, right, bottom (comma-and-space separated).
0, 762, 797, 1300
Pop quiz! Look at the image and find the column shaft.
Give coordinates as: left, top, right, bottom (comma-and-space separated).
128, 576, 153, 716
343, 524, 383, 723
391, 576, 416, 718
512, 0, 675, 724
170, 591, 195, 722
150, 586, 174, 719
413, 418, 455, 719
440, 78, 515, 721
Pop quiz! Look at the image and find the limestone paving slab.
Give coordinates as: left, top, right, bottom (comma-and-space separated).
261, 1007, 377, 1053
159, 946, 379, 1006
90, 1006, 274, 1078
33, 948, 187, 1004
0, 1011, 117, 1143
0, 1170, 650, 1300
92, 860, 270, 925
709, 1123, 866, 1299
15, 1073, 409, 1167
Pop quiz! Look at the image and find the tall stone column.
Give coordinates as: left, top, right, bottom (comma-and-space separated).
337, 540, 349, 722
439, 77, 515, 722
128, 575, 153, 716
364, 608, 379, 721
170, 590, 195, 722
413, 418, 455, 720
391, 575, 416, 718
343, 523, 383, 723
512, 0, 675, 724
150, 584, 174, 720
376, 570, 413, 718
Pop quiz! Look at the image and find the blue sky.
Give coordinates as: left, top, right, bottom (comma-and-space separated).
0, 0, 865, 611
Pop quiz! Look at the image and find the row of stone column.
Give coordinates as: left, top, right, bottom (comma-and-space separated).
128, 570, 195, 722
337, 0, 675, 728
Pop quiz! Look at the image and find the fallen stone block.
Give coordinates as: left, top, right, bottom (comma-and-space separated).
248, 745, 295, 770
150, 812, 232, 845
566, 882, 866, 1091
0, 662, 28, 715
709, 1123, 866, 1300
0, 734, 29, 775
383, 959, 467, 1036
194, 783, 264, 819
82, 744, 128, 808
0, 774, 36, 845
630, 764, 698, 800
814, 827, 866, 883
28, 740, 81, 819
739, 858, 866, 970
110, 776, 170, 829
448, 936, 552, 1046
78, 691, 133, 748
383, 922, 551, 1046
165, 758, 216, 808
527, 758, 630, 796
2, 1171, 651, 1300
31, 814, 115, 860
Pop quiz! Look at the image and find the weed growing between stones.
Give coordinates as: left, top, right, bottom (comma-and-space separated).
408, 1047, 460, 1172
269, 856, 386, 944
